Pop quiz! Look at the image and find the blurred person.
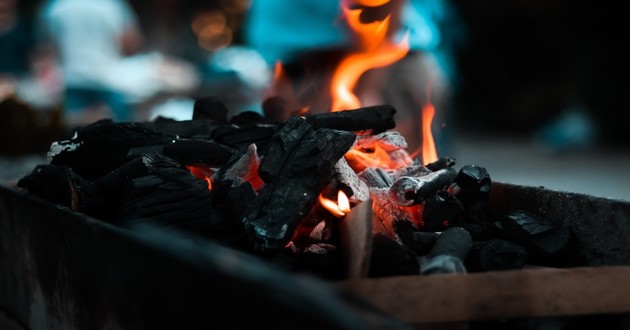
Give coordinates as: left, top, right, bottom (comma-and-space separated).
0, 0, 35, 79
38, 0, 201, 127
241, 0, 466, 154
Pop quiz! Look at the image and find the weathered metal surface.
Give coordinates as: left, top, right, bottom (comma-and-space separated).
487, 182, 630, 265
0, 185, 410, 330
2, 181, 630, 329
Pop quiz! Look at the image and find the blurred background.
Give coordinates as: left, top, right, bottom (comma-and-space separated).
1, 0, 629, 201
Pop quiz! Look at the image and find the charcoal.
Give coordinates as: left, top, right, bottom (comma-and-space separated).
426, 226, 473, 260
321, 157, 369, 203
162, 139, 237, 167
389, 167, 458, 205
305, 104, 396, 134
467, 239, 527, 272
192, 96, 229, 123
368, 233, 419, 278
418, 226, 472, 275
454, 164, 492, 196
357, 167, 393, 188
225, 181, 256, 221
393, 220, 439, 256
241, 117, 356, 253
425, 156, 456, 171
119, 167, 213, 229
497, 210, 573, 262
95, 153, 180, 190
142, 119, 221, 139
212, 124, 278, 149
230, 111, 266, 126
500, 210, 555, 235
17, 164, 94, 211
421, 190, 465, 230
353, 131, 408, 152
49, 119, 175, 180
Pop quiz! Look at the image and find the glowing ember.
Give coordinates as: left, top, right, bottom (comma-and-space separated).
330, 0, 410, 112
319, 190, 351, 217
186, 165, 213, 190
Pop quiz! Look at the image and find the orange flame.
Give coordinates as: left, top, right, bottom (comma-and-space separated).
421, 103, 438, 164
186, 165, 213, 190
319, 190, 351, 217
330, 0, 410, 112
344, 145, 411, 172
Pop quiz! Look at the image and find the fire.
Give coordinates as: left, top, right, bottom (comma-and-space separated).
319, 190, 351, 217
330, 0, 410, 112
422, 103, 438, 164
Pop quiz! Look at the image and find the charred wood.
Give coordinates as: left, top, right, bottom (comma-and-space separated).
322, 157, 370, 203
305, 104, 396, 134
241, 117, 356, 253
49, 119, 175, 180
421, 191, 465, 231
357, 167, 393, 189
162, 139, 237, 167
212, 124, 278, 150
119, 167, 213, 230
497, 210, 573, 264
338, 199, 373, 279
389, 167, 458, 206
426, 156, 456, 172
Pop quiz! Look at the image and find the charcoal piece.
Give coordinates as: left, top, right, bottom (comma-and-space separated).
454, 164, 492, 196
230, 111, 266, 126
354, 131, 408, 152
368, 233, 419, 278
241, 117, 356, 253
427, 226, 473, 260
225, 181, 256, 221
425, 156, 456, 171
389, 167, 458, 206
321, 157, 369, 203
393, 220, 439, 256
162, 139, 237, 167
119, 167, 213, 229
143, 119, 221, 139
126, 145, 165, 158
357, 167, 393, 188
500, 210, 555, 235
49, 119, 176, 180
418, 226, 472, 275
95, 153, 180, 190
421, 191, 465, 230
17, 164, 90, 210
192, 97, 228, 123
497, 210, 573, 262
467, 239, 528, 272
305, 104, 396, 134
212, 124, 278, 148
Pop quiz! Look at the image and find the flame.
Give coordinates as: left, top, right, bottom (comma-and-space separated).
186, 165, 213, 190
421, 102, 438, 164
319, 190, 351, 217
344, 145, 411, 172
330, 0, 410, 112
